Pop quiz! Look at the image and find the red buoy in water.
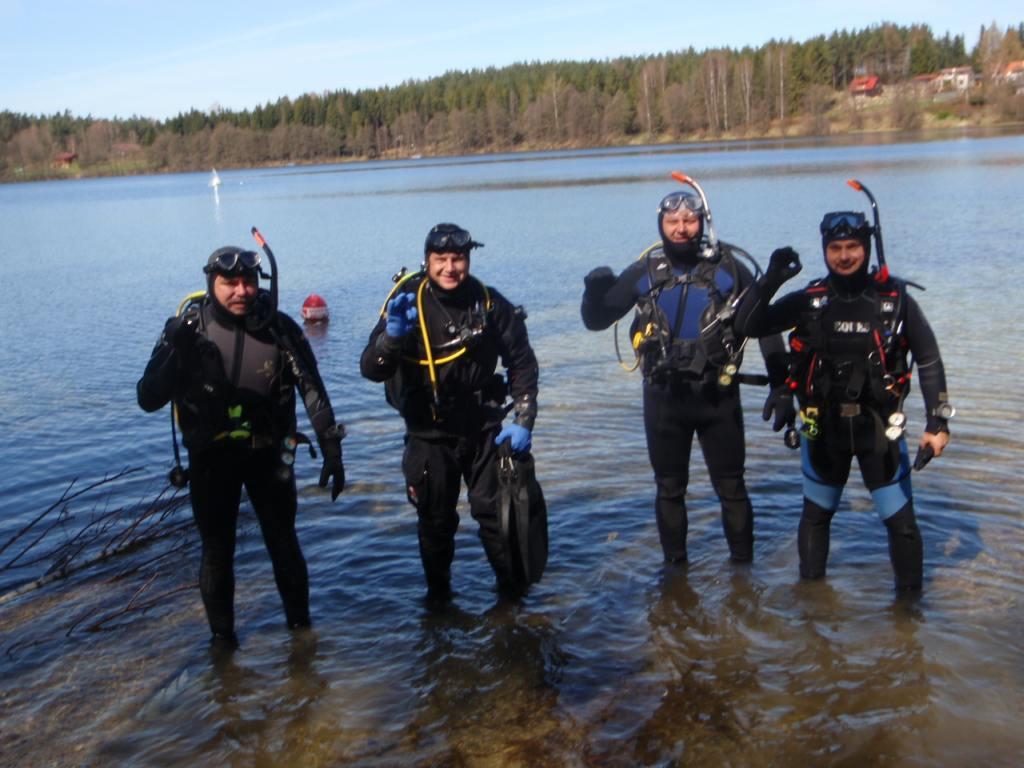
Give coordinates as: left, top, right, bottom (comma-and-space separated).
301, 294, 329, 324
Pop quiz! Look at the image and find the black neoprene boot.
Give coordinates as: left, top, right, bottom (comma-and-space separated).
798, 497, 835, 579
885, 502, 923, 592
655, 476, 689, 563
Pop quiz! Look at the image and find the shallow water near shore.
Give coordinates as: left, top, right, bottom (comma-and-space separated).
1, 133, 1022, 766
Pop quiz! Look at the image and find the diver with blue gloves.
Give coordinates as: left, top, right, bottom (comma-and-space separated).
733, 187, 952, 592
360, 223, 539, 601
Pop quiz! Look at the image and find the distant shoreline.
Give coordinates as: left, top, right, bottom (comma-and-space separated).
6, 122, 1023, 185
7, 21, 1023, 185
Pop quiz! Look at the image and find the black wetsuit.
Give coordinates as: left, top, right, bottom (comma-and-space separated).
138, 296, 342, 636
734, 269, 949, 590
581, 244, 788, 562
360, 275, 538, 595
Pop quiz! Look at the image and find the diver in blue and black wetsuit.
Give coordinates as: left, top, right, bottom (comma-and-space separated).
733, 206, 952, 592
581, 184, 789, 563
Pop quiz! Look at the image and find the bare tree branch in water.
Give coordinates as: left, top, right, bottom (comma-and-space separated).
0, 469, 197, 609
0, 478, 204, 662
0, 467, 143, 561
65, 577, 194, 636
100, 525, 194, 583
0, 470, 207, 664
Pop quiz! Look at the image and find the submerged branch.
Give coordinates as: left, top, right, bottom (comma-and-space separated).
2, 505, 72, 569
103, 486, 176, 554
0, 471, 205, 660
102, 526, 194, 584
0, 475, 194, 607
0, 467, 144, 565
0, 483, 75, 559
66, 581, 195, 636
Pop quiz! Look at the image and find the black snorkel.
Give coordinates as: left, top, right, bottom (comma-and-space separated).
846, 179, 888, 283
250, 226, 279, 330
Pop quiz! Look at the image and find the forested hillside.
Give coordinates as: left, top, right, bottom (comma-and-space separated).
3, 21, 1022, 181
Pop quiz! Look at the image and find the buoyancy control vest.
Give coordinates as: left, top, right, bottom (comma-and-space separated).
630, 243, 746, 385
787, 275, 912, 447
382, 273, 510, 429
176, 299, 298, 451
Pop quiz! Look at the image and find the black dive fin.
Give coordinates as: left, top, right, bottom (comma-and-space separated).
497, 443, 548, 587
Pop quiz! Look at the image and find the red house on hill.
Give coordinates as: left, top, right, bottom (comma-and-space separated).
849, 76, 882, 97
1001, 60, 1024, 85
53, 151, 78, 168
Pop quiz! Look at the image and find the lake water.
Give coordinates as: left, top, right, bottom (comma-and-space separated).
1, 132, 1022, 766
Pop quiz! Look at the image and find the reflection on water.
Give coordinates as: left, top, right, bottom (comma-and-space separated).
102, 630, 332, 764
400, 604, 568, 764
262, 124, 1024, 180
1, 134, 1023, 765
268, 154, 1024, 200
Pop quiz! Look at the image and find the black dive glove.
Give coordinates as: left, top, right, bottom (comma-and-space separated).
164, 315, 198, 357
318, 438, 345, 501
762, 385, 797, 432
764, 247, 802, 293
583, 266, 617, 301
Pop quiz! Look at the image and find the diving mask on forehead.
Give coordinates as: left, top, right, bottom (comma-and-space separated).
657, 190, 704, 217
820, 211, 873, 243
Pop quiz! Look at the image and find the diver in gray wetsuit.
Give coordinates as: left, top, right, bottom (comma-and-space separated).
138, 245, 345, 648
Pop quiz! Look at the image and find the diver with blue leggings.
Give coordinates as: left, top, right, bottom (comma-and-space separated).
734, 189, 952, 591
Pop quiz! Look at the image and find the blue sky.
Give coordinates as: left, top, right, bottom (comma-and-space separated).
1, 0, 1019, 120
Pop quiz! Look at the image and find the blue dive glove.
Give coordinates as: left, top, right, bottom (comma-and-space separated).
385, 292, 418, 338
495, 423, 532, 454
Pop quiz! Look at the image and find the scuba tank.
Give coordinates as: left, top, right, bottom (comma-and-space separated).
167, 291, 206, 488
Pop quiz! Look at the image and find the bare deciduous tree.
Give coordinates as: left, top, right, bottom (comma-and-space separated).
10, 124, 53, 168
79, 121, 114, 166
393, 111, 425, 152
738, 57, 754, 129
889, 86, 923, 131
564, 87, 603, 144
424, 112, 449, 152
601, 91, 634, 139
